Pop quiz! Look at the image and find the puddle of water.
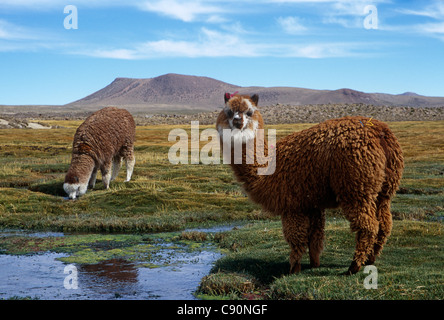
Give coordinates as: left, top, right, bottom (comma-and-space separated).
0, 226, 228, 300
0, 253, 77, 299
136, 250, 222, 300
184, 222, 243, 234
0, 229, 65, 238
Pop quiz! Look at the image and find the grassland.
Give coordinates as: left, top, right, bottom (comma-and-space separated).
0, 120, 443, 299
0, 121, 262, 232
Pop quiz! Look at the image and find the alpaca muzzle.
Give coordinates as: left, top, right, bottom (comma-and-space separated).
232, 117, 243, 129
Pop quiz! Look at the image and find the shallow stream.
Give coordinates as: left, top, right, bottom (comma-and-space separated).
0, 225, 235, 300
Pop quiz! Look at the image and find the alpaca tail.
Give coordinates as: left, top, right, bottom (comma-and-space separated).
378, 126, 404, 198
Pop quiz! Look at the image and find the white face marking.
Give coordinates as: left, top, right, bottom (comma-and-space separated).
241, 113, 248, 130
219, 119, 259, 146
63, 182, 88, 199
64, 182, 79, 199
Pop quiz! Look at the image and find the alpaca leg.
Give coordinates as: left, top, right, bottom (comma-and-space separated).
124, 152, 135, 182
343, 200, 379, 275
282, 212, 309, 274
101, 161, 112, 189
308, 210, 325, 268
366, 195, 393, 265
88, 166, 98, 189
111, 156, 122, 182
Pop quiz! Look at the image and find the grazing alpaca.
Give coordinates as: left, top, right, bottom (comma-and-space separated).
64, 107, 136, 199
217, 93, 404, 275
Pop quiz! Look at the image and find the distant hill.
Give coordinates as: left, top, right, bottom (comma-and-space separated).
67, 73, 444, 112
68, 74, 239, 112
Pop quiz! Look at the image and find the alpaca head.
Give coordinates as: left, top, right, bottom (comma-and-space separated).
63, 154, 94, 199
217, 93, 275, 175
217, 93, 263, 146
63, 172, 88, 200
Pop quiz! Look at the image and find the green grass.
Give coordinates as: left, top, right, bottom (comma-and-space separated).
197, 219, 443, 300
0, 120, 443, 300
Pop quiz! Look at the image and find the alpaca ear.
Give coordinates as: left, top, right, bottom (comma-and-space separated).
224, 93, 231, 104
250, 94, 259, 106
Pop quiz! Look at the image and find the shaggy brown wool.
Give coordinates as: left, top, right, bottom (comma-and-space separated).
217, 94, 404, 275
64, 107, 136, 199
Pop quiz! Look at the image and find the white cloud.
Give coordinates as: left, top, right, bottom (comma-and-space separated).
270, 0, 339, 3
393, 1, 444, 40
0, 0, 139, 9
419, 22, 444, 34
271, 0, 388, 30
75, 28, 256, 59
322, 16, 361, 28
410, 21, 444, 42
87, 48, 138, 59
0, 20, 39, 40
135, 28, 261, 58
137, 0, 225, 22
330, 1, 379, 16
206, 15, 228, 24
81, 27, 366, 59
397, 1, 444, 20
284, 42, 365, 58
277, 16, 307, 34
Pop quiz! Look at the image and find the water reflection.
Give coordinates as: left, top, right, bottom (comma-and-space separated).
77, 259, 141, 299
81, 259, 138, 283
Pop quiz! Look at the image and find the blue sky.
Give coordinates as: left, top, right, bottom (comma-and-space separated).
0, 0, 443, 105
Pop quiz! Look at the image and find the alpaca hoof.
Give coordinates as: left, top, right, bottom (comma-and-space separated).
289, 263, 301, 274
310, 258, 320, 268
310, 262, 320, 269
364, 256, 376, 266
344, 261, 361, 275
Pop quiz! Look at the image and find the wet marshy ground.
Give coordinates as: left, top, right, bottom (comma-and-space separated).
0, 225, 236, 300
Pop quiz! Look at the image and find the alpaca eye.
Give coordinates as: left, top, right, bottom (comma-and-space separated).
246, 111, 253, 117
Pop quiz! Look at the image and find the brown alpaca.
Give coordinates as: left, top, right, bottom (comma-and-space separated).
64, 107, 136, 199
217, 93, 404, 275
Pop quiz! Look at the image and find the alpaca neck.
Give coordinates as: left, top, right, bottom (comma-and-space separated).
228, 133, 272, 193
66, 153, 95, 184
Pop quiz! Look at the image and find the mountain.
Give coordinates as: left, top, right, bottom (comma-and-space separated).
399, 92, 420, 96
67, 73, 444, 112
69, 74, 239, 112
